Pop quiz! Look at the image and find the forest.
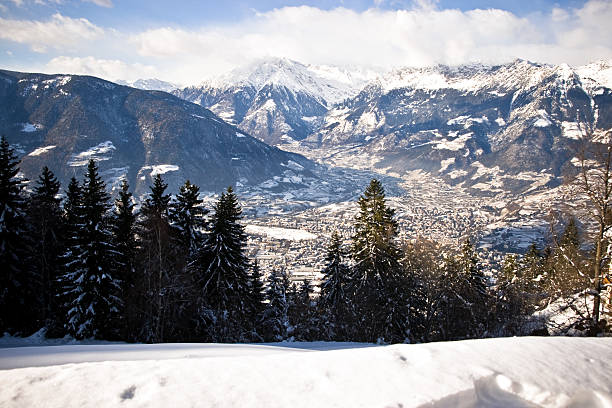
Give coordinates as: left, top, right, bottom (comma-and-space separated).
0, 135, 609, 344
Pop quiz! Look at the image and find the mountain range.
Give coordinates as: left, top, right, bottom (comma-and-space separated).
0, 69, 315, 196
173, 58, 612, 197
1, 57, 611, 207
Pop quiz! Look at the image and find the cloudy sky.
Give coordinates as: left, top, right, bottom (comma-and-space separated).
0, 0, 611, 85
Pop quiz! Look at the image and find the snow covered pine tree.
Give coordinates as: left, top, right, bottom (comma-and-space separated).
190, 187, 251, 342
60, 160, 121, 339
0, 136, 33, 334
351, 179, 408, 343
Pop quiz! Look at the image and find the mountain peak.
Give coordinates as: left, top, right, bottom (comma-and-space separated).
115, 78, 179, 93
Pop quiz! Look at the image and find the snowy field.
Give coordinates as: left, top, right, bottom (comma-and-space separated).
0, 336, 611, 408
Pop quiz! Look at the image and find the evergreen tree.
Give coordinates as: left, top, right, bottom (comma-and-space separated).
439, 240, 489, 340
350, 179, 407, 343
456, 239, 489, 337
319, 231, 352, 341
521, 243, 548, 293
110, 178, 137, 339
61, 160, 120, 339
291, 279, 318, 341
27, 166, 64, 334
58, 177, 84, 334
0, 136, 32, 334
247, 260, 266, 341
262, 269, 290, 342
170, 180, 207, 254
492, 253, 531, 336
401, 239, 443, 342
551, 217, 587, 296
136, 174, 181, 342
191, 187, 251, 342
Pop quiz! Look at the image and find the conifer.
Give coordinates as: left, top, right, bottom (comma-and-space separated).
191, 187, 250, 341
61, 160, 120, 339
351, 179, 406, 343
27, 166, 64, 334
319, 231, 352, 340
0, 136, 32, 334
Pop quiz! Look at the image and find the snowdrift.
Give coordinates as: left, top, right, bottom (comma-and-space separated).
1, 337, 611, 407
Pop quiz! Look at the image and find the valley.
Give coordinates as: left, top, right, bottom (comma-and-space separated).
2, 58, 611, 278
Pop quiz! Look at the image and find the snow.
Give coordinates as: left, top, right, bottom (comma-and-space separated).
447, 115, 470, 126
42, 76, 71, 87
439, 157, 455, 173
0, 337, 610, 407
576, 59, 612, 90
144, 165, 180, 177
27, 145, 56, 156
68, 141, 116, 167
203, 57, 375, 105
534, 109, 553, 128
534, 118, 552, 128
561, 122, 585, 140
282, 160, 305, 172
434, 133, 472, 151
21, 123, 42, 132
245, 224, 317, 241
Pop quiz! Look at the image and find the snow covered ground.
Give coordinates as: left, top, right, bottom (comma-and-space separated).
1, 336, 611, 407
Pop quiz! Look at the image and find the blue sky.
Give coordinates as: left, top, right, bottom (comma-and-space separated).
0, 0, 609, 84
0, 0, 591, 27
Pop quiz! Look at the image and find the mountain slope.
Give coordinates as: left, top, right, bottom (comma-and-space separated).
174, 58, 377, 144
115, 78, 179, 93
0, 69, 315, 195
302, 59, 612, 196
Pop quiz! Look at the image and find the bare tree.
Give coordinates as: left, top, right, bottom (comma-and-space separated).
570, 128, 612, 331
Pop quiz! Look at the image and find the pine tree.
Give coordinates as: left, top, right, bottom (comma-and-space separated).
27, 166, 64, 335
58, 177, 84, 334
439, 240, 489, 340
136, 174, 180, 342
110, 178, 137, 339
351, 179, 407, 343
292, 279, 318, 341
551, 217, 587, 296
61, 160, 121, 339
246, 260, 266, 341
170, 180, 207, 255
401, 239, 442, 342
0, 136, 32, 334
493, 253, 530, 336
456, 239, 489, 337
262, 269, 290, 342
319, 231, 352, 341
191, 187, 251, 342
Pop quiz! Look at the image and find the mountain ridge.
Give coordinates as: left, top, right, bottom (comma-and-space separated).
0, 69, 316, 196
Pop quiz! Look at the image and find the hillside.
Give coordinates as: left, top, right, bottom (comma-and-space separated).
0, 336, 610, 407
0, 69, 315, 195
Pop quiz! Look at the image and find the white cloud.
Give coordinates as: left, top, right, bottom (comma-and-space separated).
45, 56, 156, 82
0, 13, 103, 53
82, 0, 112, 8
127, 5, 549, 82
7, 1, 612, 85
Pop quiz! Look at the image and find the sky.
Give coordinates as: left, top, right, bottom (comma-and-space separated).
0, 0, 611, 86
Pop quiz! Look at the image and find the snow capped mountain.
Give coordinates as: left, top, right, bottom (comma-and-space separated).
575, 58, 612, 92
202, 57, 377, 105
174, 58, 379, 144
301, 59, 612, 196
115, 78, 179, 93
0, 69, 316, 195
